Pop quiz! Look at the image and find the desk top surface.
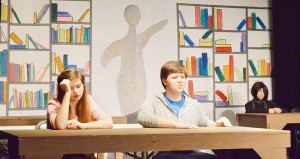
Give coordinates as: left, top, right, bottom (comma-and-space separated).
237, 112, 300, 116
0, 126, 289, 138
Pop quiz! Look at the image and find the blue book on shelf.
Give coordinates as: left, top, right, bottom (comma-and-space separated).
28, 36, 38, 49
184, 34, 194, 46
10, 45, 26, 49
51, 81, 55, 98
63, 54, 68, 70
0, 81, 3, 102
68, 64, 77, 69
179, 60, 184, 65
57, 11, 69, 15
256, 16, 266, 30
237, 19, 246, 31
2, 50, 8, 76
203, 8, 208, 28
240, 42, 243, 52
27, 63, 31, 82
201, 53, 208, 76
178, 10, 186, 27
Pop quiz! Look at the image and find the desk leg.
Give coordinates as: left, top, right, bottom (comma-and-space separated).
254, 148, 286, 159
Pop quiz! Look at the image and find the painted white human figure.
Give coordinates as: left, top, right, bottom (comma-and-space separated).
101, 5, 168, 117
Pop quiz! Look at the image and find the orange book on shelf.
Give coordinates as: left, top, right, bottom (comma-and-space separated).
78, 9, 90, 22
223, 65, 229, 81
247, 17, 252, 29
188, 80, 194, 99
195, 6, 200, 27
215, 89, 227, 102
229, 55, 234, 81
217, 9, 223, 30
10, 32, 23, 45
216, 47, 232, 52
3, 81, 7, 102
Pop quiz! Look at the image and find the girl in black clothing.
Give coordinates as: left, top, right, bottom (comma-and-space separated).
245, 82, 286, 113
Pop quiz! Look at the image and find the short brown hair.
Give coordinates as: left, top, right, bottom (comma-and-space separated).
160, 61, 187, 89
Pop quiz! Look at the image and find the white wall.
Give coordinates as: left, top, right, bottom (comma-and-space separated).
92, 0, 270, 117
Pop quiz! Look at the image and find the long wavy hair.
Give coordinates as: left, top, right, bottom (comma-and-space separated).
56, 69, 92, 123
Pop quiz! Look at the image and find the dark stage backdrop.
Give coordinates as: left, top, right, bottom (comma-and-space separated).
272, 0, 300, 112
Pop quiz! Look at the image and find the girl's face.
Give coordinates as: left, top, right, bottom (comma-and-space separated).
257, 88, 265, 100
163, 73, 186, 94
69, 78, 84, 102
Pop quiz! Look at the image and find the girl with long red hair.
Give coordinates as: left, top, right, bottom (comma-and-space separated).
47, 68, 113, 130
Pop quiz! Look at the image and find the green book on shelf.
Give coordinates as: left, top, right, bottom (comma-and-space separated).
248, 59, 258, 76
11, 7, 21, 24
51, 3, 58, 22
215, 66, 225, 82
251, 12, 256, 30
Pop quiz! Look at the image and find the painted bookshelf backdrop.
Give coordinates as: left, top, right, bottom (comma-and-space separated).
0, 0, 92, 116
177, 3, 272, 125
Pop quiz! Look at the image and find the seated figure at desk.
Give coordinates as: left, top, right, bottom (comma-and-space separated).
47, 68, 113, 130
47, 69, 113, 158
138, 61, 226, 159
245, 81, 287, 113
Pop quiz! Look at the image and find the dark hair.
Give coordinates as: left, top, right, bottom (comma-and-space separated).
56, 68, 92, 123
251, 81, 268, 101
160, 61, 187, 89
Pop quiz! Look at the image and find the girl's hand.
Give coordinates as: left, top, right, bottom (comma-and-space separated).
67, 120, 86, 129
274, 108, 282, 114
269, 108, 275, 113
59, 79, 71, 94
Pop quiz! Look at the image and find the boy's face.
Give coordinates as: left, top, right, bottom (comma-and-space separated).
257, 88, 265, 100
163, 73, 186, 93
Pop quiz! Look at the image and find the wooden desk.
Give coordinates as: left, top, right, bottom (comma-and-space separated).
236, 113, 300, 130
0, 127, 290, 159
0, 116, 46, 126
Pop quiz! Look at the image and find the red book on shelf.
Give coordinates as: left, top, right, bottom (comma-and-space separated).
195, 6, 200, 27
9, 63, 15, 82
229, 55, 234, 81
216, 47, 232, 52
191, 56, 196, 76
267, 62, 271, 76
208, 15, 213, 28
217, 9, 223, 30
188, 80, 194, 99
247, 17, 252, 29
215, 89, 227, 102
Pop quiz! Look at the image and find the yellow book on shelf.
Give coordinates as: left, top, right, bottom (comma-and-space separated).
25, 34, 29, 48
215, 44, 231, 47
66, 29, 70, 43
51, 52, 56, 74
38, 63, 50, 82
227, 85, 233, 106
10, 32, 23, 45
261, 59, 266, 76
34, 12, 37, 24
234, 66, 244, 81
223, 65, 229, 81
179, 31, 185, 46
78, 9, 90, 22
55, 56, 64, 73
3, 81, 7, 102
2, 5, 8, 21
215, 39, 226, 45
